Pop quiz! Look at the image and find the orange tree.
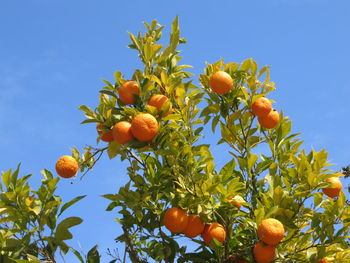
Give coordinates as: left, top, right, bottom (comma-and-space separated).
0, 166, 100, 262
1, 17, 350, 263
74, 17, 350, 262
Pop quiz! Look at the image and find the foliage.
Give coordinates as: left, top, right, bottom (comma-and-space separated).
0, 166, 87, 262
1, 17, 349, 263
75, 17, 350, 262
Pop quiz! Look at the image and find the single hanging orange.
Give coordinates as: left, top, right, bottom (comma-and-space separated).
209, 71, 233, 95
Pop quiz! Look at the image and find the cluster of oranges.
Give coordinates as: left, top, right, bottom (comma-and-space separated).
209, 70, 280, 129
163, 207, 226, 245
55, 80, 172, 179
97, 80, 173, 144
253, 218, 285, 263
251, 97, 279, 129
163, 208, 286, 263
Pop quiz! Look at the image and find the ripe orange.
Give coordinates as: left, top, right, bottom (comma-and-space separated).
228, 195, 243, 209
322, 177, 342, 198
55, 155, 79, 179
183, 214, 205, 238
112, 121, 134, 144
252, 97, 272, 117
201, 222, 226, 245
163, 207, 189, 233
148, 94, 172, 117
96, 123, 114, 142
119, 80, 140, 105
253, 241, 276, 263
258, 109, 279, 129
209, 71, 234, 95
257, 218, 285, 245
317, 258, 328, 263
131, 113, 159, 142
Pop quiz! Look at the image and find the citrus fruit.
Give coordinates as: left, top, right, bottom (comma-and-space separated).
163, 207, 189, 233
184, 214, 205, 238
322, 176, 342, 198
96, 123, 114, 142
148, 94, 172, 116
253, 241, 276, 263
201, 222, 226, 245
55, 155, 79, 179
257, 218, 285, 245
258, 109, 279, 129
209, 71, 234, 95
131, 113, 158, 142
317, 258, 328, 263
119, 80, 140, 105
252, 97, 272, 117
112, 121, 134, 144
228, 195, 243, 209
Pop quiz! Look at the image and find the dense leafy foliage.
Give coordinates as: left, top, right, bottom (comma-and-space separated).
76, 17, 350, 262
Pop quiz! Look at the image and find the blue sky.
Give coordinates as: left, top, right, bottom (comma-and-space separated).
0, 0, 349, 262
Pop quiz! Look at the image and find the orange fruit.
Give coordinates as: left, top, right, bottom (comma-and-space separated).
112, 121, 134, 144
253, 241, 276, 263
317, 258, 328, 263
258, 109, 279, 129
131, 113, 158, 142
209, 71, 234, 95
257, 218, 285, 245
118, 80, 140, 105
96, 123, 114, 142
228, 195, 243, 209
148, 94, 172, 116
55, 155, 79, 179
252, 97, 272, 117
163, 207, 189, 233
201, 222, 226, 245
184, 214, 205, 238
322, 177, 342, 198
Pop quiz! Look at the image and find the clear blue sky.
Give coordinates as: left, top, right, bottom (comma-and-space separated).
0, 0, 349, 262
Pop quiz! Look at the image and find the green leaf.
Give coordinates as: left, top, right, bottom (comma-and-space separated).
10, 164, 20, 188
78, 105, 94, 115
58, 195, 86, 217
107, 141, 121, 159
145, 74, 163, 87
81, 119, 99, 124
99, 90, 118, 99
128, 32, 142, 52
211, 116, 220, 133
101, 79, 113, 87
313, 192, 323, 208
258, 65, 271, 78
87, 245, 100, 263
240, 58, 252, 72
265, 206, 279, 218
2, 169, 12, 188
55, 217, 83, 241
247, 154, 258, 170
69, 247, 85, 263
255, 208, 265, 224
41, 169, 53, 180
